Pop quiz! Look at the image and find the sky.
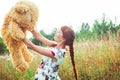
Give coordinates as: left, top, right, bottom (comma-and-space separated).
0, 0, 120, 37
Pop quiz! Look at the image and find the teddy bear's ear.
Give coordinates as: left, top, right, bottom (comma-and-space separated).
15, 4, 29, 14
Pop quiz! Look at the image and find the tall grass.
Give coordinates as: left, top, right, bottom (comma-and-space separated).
0, 40, 120, 80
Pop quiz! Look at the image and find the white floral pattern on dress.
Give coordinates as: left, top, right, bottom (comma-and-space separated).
34, 47, 66, 80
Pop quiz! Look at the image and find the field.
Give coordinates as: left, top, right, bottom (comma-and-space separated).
0, 40, 120, 80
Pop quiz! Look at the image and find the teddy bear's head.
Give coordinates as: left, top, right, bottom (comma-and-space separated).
9, 0, 39, 31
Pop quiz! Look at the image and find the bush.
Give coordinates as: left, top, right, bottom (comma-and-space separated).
0, 37, 8, 53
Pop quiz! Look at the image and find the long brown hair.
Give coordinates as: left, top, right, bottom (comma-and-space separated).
61, 26, 77, 80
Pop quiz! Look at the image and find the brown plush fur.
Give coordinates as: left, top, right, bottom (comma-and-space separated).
1, 0, 39, 72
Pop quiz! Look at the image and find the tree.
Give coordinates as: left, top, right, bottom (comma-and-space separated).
92, 15, 114, 40
76, 23, 92, 41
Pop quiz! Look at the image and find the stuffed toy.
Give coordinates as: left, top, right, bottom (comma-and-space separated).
1, 0, 39, 72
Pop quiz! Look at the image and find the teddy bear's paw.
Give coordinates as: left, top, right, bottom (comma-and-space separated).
16, 62, 29, 72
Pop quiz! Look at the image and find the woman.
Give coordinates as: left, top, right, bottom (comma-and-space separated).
23, 26, 77, 80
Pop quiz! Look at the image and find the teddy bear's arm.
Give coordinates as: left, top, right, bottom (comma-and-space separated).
9, 21, 25, 41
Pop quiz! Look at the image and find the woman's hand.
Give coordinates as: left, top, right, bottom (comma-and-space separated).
30, 29, 35, 34
22, 38, 32, 49
23, 38, 29, 44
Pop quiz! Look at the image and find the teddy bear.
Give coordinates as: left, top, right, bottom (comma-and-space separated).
1, 0, 39, 72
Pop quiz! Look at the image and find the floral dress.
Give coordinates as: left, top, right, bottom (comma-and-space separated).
34, 47, 66, 80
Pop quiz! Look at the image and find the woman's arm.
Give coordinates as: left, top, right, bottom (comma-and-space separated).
31, 30, 57, 47
23, 38, 57, 61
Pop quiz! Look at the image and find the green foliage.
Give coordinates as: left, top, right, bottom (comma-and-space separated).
0, 37, 8, 53
92, 15, 116, 40
76, 23, 92, 41
76, 14, 120, 41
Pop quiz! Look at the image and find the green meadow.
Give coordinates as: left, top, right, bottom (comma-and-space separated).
0, 40, 120, 80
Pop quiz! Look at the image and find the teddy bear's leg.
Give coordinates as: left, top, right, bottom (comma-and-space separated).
22, 44, 33, 63
9, 47, 29, 72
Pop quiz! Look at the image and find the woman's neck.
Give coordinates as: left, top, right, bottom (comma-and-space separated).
56, 42, 65, 49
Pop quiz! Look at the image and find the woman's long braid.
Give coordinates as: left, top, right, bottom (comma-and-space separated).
61, 26, 77, 80
69, 44, 77, 80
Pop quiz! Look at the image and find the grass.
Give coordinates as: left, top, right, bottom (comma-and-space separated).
0, 40, 120, 80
